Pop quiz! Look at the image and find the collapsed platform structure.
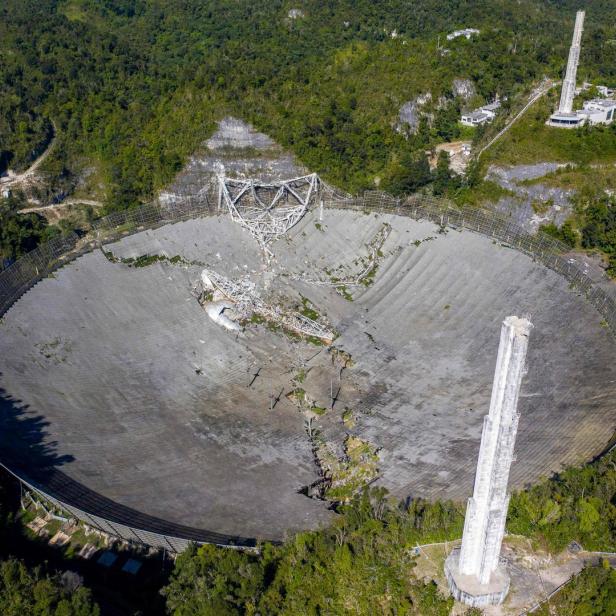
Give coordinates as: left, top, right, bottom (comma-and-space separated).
217, 172, 321, 255
198, 267, 335, 343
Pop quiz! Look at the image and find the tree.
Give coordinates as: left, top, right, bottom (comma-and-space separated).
432, 150, 452, 196
0, 559, 99, 616
162, 543, 265, 615
0, 194, 57, 263
540, 221, 576, 248
534, 566, 616, 616
432, 102, 461, 142
384, 151, 432, 196
164, 488, 460, 615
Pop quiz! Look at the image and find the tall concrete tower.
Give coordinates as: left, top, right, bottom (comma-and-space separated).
445, 316, 532, 607
548, 11, 586, 127
558, 10, 585, 114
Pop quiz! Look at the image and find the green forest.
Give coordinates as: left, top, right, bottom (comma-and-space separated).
2, 1, 616, 267
1, 0, 616, 208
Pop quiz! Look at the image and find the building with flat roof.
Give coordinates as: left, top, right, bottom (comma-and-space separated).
548, 98, 616, 129
461, 111, 490, 126
461, 100, 501, 127
447, 28, 480, 41
580, 99, 616, 124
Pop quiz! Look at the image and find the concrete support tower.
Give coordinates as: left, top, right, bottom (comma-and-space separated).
558, 10, 585, 114
548, 11, 586, 127
445, 316, 532, 607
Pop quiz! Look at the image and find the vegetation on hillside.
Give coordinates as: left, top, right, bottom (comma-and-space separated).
536, 179, 616, 275
0, 559, 99, 616
1, 0, 616, 210
508, 448, 616, 553
163, 488, 461, 615
535, 563, 616, 616
0, 194, 59, 265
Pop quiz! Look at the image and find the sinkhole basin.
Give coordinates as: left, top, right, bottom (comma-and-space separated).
1, 207, 615, 545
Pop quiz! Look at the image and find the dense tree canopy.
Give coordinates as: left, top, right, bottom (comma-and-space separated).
508, 449, 616, 553
163, 489, 462, 615
535, 563, 616, 616
0, 559, 99, 616
1, 1, 615, 207
579, 195, 616, 274
0, 193, 59, 265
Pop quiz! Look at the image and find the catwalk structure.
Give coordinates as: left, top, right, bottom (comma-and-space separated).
446, 316, 532, 607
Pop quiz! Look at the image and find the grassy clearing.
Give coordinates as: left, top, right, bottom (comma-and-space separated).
456, 123, 476, 141
522, 164, 616, 192
454, 179, 517, 208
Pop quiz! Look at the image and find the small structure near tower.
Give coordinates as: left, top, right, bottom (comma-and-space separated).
445, 316, 532, 607
447, 28, 480, 41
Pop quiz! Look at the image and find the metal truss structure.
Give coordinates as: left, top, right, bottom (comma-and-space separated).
218, 173, 320, 254
200, 268, 335, 344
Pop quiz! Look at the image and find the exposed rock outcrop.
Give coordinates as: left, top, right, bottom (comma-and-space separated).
453, 78, 476, 100
396, 92, 432, 134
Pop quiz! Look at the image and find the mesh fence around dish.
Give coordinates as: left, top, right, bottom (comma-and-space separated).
0, 188, 614, 550
326, 192, 616, 336
0, 193, 218, 315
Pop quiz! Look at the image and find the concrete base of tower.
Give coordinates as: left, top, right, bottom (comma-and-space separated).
546, 111, 584, 128
444, 548, 510, 608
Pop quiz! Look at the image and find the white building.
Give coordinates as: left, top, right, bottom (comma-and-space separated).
447, 28, 480, 41
461, 111, 490, 126
461, 100, 501, 126
579, 99, 616, 125
597, 85, 615, 98
549, 97, 616, 128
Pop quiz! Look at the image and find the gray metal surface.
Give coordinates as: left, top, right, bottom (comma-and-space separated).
0, 192, 615, 548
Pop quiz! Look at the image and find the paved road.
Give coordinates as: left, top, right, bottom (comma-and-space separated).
20, 198, 103, 214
